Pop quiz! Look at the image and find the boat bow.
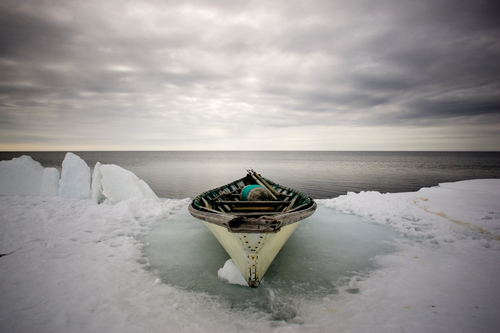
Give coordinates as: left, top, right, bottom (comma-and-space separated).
188, 170, 316, 287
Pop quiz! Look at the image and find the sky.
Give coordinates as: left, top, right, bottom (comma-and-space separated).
0, 0, 499, 151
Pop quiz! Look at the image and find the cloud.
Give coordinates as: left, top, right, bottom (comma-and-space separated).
0, 0, 498, 150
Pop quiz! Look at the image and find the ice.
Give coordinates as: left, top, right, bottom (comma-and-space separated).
92, 162, 158, 204
40, 168, 60, 197
217, 259, 248, 286
59, 152, 91, 199
0, 153, 499, 332
91, 161, 104, 204
143, 203, 396, 313
319, 179, 500, 243
0, 152, 157, 204
0, 155, 43, 196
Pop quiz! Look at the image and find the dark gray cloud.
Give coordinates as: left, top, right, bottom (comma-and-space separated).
0, 0, 498, 150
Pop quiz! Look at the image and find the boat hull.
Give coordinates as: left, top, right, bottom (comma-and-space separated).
203, 221, 300, 287
189, 170, 317, 287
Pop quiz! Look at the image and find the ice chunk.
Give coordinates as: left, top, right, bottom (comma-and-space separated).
59, 153, 91, 199
40, 168, 60, 197
91, 162, 105, 204
0, 155, 44, 196
97, 164, 158, 204
217, 259, 248, 286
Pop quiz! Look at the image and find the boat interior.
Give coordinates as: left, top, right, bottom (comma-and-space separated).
194, 171, 312, 217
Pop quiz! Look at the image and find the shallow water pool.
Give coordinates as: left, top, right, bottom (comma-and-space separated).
142, 204, 397, 321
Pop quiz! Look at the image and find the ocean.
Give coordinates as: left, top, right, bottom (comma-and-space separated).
1, 151, 499, 199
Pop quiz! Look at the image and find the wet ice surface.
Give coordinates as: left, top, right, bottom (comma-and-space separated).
142, 205, 396, 321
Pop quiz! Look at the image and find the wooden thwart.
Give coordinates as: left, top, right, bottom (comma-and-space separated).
231, 206, 276, 211
213, 200, 290, 206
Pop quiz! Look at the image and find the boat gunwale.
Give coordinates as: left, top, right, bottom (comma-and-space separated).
189, 172, 317, 233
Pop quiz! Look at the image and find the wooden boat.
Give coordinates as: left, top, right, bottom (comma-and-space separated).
188, 169, 317, 287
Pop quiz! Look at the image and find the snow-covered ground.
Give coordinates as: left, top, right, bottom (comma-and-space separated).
0, 153, 499, 332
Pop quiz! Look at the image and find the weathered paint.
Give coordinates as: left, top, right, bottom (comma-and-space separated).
204, 221, 301, 287
189, 171, 316, 287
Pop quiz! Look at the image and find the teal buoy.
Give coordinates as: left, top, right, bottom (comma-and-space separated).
241, 185, 274, 201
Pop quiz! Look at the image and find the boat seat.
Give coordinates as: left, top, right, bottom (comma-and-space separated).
212, 201, 290, 206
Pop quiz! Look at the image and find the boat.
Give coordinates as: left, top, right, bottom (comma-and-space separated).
188, 169, 317, 287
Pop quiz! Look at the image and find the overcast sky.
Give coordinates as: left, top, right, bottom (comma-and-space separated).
0, 0, 499, 151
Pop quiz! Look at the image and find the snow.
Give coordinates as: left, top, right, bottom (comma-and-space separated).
0, 153, 499, 332
315, 181, 500, 332
319, 180, 500, 246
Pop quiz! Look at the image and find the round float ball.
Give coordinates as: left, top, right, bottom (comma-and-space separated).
241, 185, 274, 201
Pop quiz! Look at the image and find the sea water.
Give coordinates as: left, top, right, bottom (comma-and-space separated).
1, 151, 499, 199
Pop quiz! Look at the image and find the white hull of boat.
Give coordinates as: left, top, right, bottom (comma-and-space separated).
204, 221, 301, 287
